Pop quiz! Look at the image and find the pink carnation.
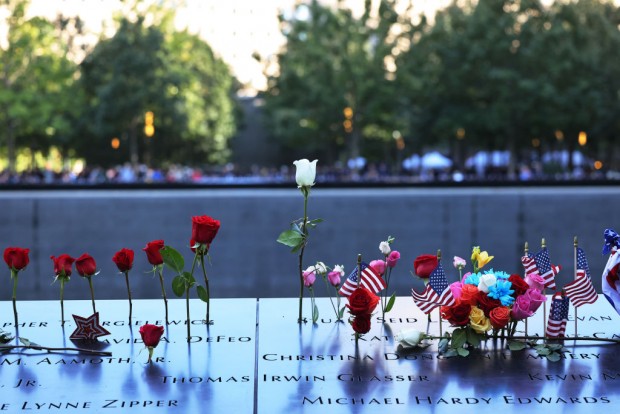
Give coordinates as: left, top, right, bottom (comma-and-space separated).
369, 260, 386, 276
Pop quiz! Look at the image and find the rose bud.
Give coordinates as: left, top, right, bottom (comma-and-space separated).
4, 247, 30, 272
293, 159, 317, 187
191, 215, 220, 246
413, 254, 438, 279
387, 251, 400, 268
139, 324, 165, 363
143, 240, 165, 266
51, 254, 75, 277
112, 248, 134, 272
346, 286, 380, 316
75, 253, 97, 277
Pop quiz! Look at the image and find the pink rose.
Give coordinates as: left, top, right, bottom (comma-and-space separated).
511, 295, 534, 320
327, 265, 344, 287
525, 288, 547, 313
525, 272, 545, 291
449, 281, 464, 300
453, 256, 466, 269
303, 267, 316, 287
386, 251, 400, 268
369, 260, 386, 276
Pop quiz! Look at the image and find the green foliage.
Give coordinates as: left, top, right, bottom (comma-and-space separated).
161, 246, 185, 275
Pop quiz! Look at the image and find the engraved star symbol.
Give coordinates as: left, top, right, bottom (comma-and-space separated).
70, 312, 111, 340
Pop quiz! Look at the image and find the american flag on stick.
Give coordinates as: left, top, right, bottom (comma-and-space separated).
533, 247, 560, 290
564, 247, 597, 308
338, 262, 386, 297
411, 260, 455, 314
546, 293, 570, 337
521, 254, 537, 275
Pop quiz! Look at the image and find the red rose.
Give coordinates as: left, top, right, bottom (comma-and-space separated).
351, 315, 372, 334
441, 302, 471, 326
139, 324, 165, 347
489, 306, 511, 329
189, 238, 205, 255
508, 274, 529, 297
191, 215, 220, 245
143, 240, 165, 266
112, 248, 134, 272
75, 253, 97, 277
51, 254, 75, 277
459, 284, 479, 305
413, 254, 438, 279
346, 286, 380, 316
4, 247, 30, 271
476, 291, 502, 316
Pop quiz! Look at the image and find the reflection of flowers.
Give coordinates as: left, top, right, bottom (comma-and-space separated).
139, 324, 165, 363
113, 248, 135, 323
4, 247, 30, 326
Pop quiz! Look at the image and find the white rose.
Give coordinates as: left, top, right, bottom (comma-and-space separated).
394, 329, 427, 348
333, 264, 345, 276
304, 265, 316, 274
477, 273, 497, 293
315, 262, 327, 274
379, 241, 391, 255
293, 159, 318, 187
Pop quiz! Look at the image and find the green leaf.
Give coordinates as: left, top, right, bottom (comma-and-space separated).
196, 285, 209, 303
508, 341, 527, 351
457, 347, 470, 357
466, 327, 481, 347
307, 218, 324, 228
384, 293, 396, 313
451, 328, 467, 349
537, 347, 551, 356
338, 306, 345, 319
312, 304, 319, 323
547, 344, 564, 351
438, 338, 449, 353
0, 331, 13, 344
276, 230, 304, 250
161, 246, 185, 274
443, 349, 458, 358
171, 276, 186, 297
547, 352, 562, 362
18, 337, 31, 347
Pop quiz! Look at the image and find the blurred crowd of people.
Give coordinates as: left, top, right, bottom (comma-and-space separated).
0, 160, 615, 186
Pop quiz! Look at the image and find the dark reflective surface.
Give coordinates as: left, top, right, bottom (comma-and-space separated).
0, 299, 256, 412
257, 297, 620, 413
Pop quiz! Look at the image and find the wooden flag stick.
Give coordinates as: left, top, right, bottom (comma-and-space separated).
357, 254, 362, 288
574, 236, 578, 338
541, 237, 547, 334
524, 241, 529, 336
437, 249, 443, 338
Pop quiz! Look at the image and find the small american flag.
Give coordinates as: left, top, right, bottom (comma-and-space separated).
411, 260, 455, 314
338, 262, 386, 297
521, 254, 537, 275
546, 293, 570, 337
534, 247, 560, 290
564, 247, 597, 308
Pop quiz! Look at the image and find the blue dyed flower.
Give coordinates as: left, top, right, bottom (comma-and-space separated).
493, 270, 510, 280
488, 280, 515, 306
464, 272, 480, 286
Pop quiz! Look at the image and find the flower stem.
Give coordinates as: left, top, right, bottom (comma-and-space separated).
323, 277, 338, 319
3, 345, 112, 356
382, 262, 390, 320
60, 279, 65, 327
87, 277, 96, 314
298, 188, 309, 323
200, 253, 210, 324
124, 271, 133, 323
158, 267, 169, 325
186, 288, 190, 342
11, 271, 18, 327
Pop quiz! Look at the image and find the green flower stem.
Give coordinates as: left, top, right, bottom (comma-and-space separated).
382, 260, 390, 320
199, 253, 210, 324
322, 277, 339, 320
87, 277, 96, 314
60, 279, 66, 327
124, 271, 133, 323
298, 187, 309, 323
187, 250, 199, 341
11, 270, 18, 327
310, 287, 316, 323
157, 267, 169, 325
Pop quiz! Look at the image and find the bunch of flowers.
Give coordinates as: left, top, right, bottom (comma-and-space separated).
369, 236, 400, 318
439, 247, 547, 357
303, 262, 345, 323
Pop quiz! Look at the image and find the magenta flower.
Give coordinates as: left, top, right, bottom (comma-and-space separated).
511, 295, 534, 320
525, 288, 547, 313
386, 251, 400, 268
303, 267, 316, 287
369, 259, 386, 276
327, 264, 344, 287
449, 281, 464, 300
525, 272, 545, 291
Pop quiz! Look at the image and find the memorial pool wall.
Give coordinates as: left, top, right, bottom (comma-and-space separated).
0, 186, 616, 301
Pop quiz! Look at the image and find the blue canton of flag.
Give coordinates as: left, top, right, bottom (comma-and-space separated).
564, 247, 597, 308
534, 247, 559, 290
546, 293, 570, 337
411, 261, 455, 314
